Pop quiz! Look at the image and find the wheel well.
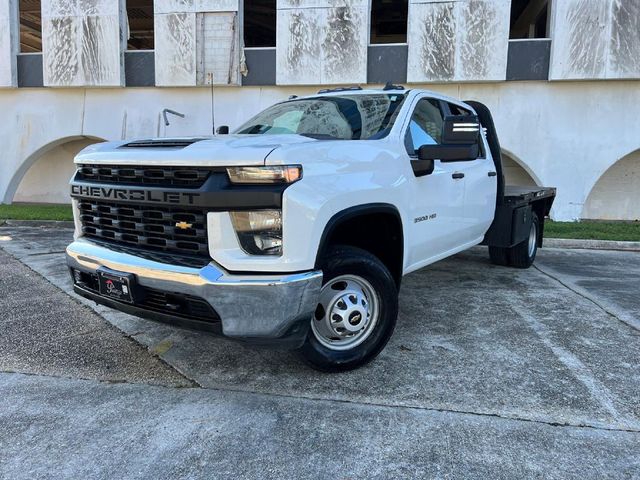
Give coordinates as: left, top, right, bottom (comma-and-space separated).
316, 206, 404, 289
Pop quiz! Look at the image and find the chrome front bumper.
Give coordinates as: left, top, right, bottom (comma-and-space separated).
66, 238, 323, 347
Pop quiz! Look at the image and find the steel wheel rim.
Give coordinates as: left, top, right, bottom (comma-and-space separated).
311, 274, 380, 351
528, 220, 537, 257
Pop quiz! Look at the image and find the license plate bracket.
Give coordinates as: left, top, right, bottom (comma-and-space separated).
98, 268, 135, 303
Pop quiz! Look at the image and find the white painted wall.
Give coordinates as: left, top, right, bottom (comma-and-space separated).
502, 153, 538, 186
14, 138, 99, 204
582, 150, 640, 221
1, 81, 640, 221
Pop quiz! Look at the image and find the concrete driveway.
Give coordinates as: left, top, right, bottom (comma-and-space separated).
0, 222, 639, 479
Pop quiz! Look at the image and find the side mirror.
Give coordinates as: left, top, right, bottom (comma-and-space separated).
216, 125, 229, 134
442, 114, 480, 144
418, 143, 479, 162
417, 114, 481, 163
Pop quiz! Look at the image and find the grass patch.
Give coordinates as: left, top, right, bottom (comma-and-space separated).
0, 203, 74, 221
545, 221, 640, 242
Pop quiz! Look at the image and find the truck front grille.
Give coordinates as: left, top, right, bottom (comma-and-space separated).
76, 164, 211, 188
78, 200, 209, 257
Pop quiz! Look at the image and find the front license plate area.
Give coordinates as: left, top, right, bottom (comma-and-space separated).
98, 268, 135, 303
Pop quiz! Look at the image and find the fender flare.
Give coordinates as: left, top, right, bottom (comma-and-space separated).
314, 203, 404, 279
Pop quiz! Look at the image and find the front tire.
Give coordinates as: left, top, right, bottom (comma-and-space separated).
298, 245, 398, 372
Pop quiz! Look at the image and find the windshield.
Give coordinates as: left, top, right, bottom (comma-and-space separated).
234, 94, 406, 140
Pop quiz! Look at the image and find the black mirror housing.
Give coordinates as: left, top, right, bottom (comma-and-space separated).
418, 143, 479, 162
417, 114, 481, 163
216, 125, 230, 134
442, 114, 480, 144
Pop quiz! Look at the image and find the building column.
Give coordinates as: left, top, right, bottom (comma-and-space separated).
0, 0, 19, 88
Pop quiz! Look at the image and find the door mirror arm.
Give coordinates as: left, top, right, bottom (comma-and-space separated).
411, 158, 435, 177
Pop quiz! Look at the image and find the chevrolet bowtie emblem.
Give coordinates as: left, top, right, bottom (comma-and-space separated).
175, 221, 193, 230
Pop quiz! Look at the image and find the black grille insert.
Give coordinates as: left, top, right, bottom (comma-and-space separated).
76, 164, 211, 188
79, 200, 209, 257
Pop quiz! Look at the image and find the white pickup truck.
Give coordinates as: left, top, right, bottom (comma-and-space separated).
66, 86, 555, 371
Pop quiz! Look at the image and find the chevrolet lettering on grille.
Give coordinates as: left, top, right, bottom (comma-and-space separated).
70, 184, 200, 205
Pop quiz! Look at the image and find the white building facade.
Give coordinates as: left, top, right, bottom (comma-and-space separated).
1, 0, 639, 221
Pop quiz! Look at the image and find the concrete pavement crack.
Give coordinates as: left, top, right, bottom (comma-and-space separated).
533, 264, 640, 333
23, 250, 67, 257
2, 370, 639, 435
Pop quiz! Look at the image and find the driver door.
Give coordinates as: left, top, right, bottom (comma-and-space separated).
403, 97, 470, 270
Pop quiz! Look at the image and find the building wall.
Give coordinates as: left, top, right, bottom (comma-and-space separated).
14, 138, 99, 204
0, 0, 639, 221
0, 81, 639, 221
582, 150, 640, 221
502, 153, 539, 186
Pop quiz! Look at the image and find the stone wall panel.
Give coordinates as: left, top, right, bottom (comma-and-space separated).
42, 0, 125, 87
155, 12, 198, 86
550, 0, 640, 80
276, 0, 368, 85
407, 0, 509, 83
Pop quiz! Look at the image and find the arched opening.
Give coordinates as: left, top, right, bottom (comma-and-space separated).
501, 150, 539, 186
8, 136, 104, 205
582, 150, 640, 221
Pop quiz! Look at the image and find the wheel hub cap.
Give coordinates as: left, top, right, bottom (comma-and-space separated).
311, 274, 379, 351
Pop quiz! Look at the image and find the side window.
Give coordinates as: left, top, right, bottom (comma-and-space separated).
448, 103, 472, 116
404, 98, 444, 155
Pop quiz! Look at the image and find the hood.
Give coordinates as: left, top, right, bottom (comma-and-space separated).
74, 134, 318, 167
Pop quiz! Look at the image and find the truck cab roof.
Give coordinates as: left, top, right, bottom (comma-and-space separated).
295, 87, 474, 113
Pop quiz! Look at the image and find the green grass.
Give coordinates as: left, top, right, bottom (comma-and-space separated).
545, 220, 640, 242
0, 203, 74, 221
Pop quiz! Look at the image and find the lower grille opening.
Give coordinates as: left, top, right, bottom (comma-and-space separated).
73, 270, 220, 324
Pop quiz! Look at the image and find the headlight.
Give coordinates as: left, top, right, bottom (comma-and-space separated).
227, 166, 302, 184
230, 210, 283, 255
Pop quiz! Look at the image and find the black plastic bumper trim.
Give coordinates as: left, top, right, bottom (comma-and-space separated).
74, 285, 309, 349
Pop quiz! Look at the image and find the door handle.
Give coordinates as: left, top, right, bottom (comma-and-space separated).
488, 171, 497, 177
452, 173, 465, 179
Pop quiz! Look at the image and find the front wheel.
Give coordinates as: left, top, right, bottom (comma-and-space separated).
298, 246, 398, 372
